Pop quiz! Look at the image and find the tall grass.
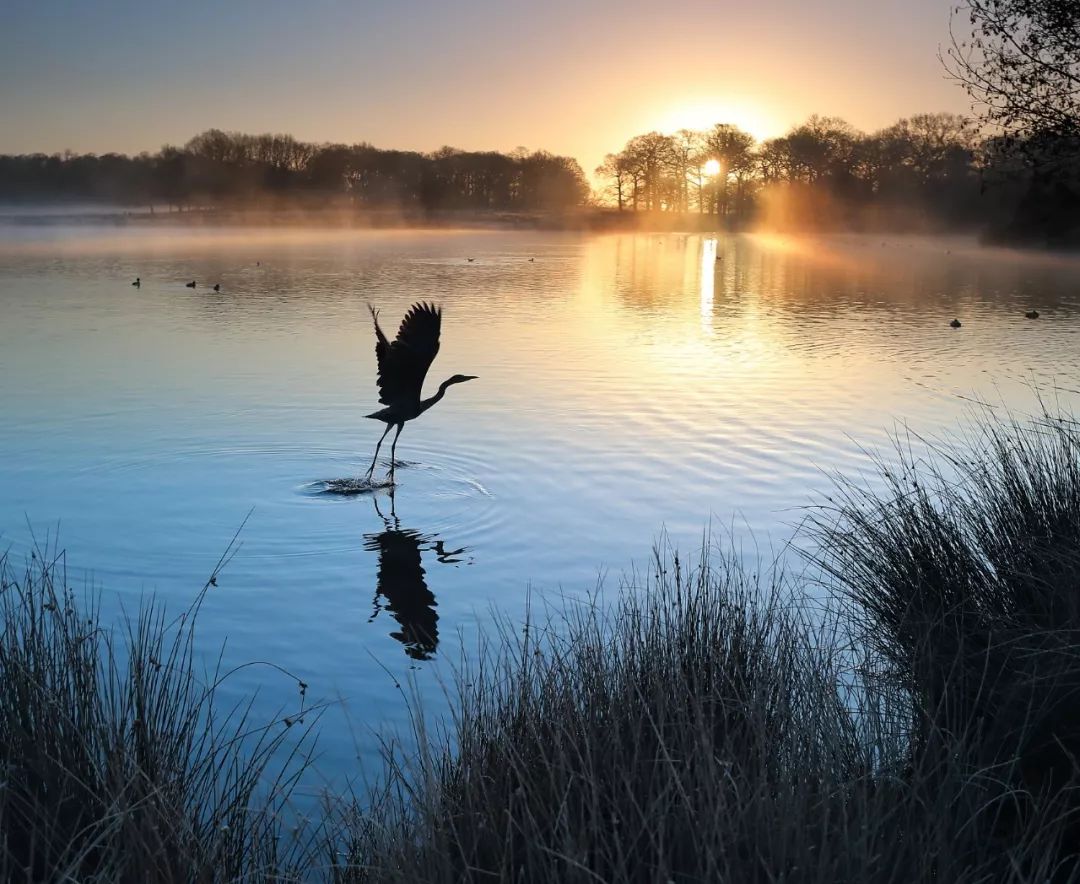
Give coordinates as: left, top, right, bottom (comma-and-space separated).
344, 545, 1079, 882
342, 412, 1080, 882
0, 539, 321, 882
8, 411, 1080, 881
814, 415, 1080, 801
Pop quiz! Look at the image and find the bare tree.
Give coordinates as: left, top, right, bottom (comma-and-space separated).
946, 0, 1080, 149
622, 133, 677, 211
595, 153, 632, 211
669, 129, 703, 213
701, 124, 756, 216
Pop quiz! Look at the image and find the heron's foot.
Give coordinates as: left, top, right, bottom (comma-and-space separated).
318, 476, 386, 495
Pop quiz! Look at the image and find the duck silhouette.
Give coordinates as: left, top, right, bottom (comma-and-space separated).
1025, 310, 1040, 319
185, 280, 196, 288
213, 284, 221, 292
950, 318, 962, 328
365, 492, 467, 661
131, 277, 141, 287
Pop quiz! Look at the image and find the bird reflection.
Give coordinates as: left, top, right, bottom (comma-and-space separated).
364, 491, 467, 661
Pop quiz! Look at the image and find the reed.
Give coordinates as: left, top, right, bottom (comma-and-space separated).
0, 538, 321, 882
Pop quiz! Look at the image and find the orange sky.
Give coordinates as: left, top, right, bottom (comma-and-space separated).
1, 0, 971, 178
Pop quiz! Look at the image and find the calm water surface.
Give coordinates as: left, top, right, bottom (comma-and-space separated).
3, 224, 1080, 782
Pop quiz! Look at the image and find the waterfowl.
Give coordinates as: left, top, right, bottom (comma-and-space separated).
950, 318, 962, 328
466, 258, 475, 263
131, 277, 141, 287
1025, 310, 1039, 319
363, 302, 477, 485
529, 258, 535, 262
185, 280, 196, 288
213, 284, 221, 292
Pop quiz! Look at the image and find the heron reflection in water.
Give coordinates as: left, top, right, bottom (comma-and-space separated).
365, 492, 467, 661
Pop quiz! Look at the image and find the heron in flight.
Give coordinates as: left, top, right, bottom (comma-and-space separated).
365, 302, 477, 484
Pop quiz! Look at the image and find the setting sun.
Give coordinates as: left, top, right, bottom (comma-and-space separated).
703, 158, 722, 176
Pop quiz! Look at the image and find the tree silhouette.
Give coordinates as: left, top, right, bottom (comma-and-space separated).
0, 129, 587, 214
947, 0, 1080, 150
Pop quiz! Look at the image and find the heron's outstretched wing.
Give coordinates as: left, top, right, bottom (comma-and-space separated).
369, 302, 442, 405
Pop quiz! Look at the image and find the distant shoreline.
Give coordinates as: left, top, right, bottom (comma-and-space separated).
1, 202, 1057, 246
0, 203, 748, 233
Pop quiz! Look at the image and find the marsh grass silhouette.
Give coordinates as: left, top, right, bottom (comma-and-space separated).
10, 414, 1080, 880
341, 412, 1080, 883
0, 535, 324, 881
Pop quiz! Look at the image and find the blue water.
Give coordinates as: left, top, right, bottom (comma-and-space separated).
3, 224, 1080, 785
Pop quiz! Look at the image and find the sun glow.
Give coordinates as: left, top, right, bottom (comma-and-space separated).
703, 159, 722, 176
654, 99, 779, 143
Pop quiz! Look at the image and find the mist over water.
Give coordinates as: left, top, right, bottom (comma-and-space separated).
2, 225, 1080, 781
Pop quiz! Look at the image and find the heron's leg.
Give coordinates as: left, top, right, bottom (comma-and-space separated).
388, 423, 404, 484
366, 423, 392, 478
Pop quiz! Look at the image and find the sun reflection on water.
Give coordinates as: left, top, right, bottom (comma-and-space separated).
700, 237, 717, 333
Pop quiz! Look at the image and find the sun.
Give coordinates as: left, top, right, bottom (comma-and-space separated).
703, 159, 722, 176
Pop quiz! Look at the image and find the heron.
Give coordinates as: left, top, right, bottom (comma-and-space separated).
364, 302, 477, 484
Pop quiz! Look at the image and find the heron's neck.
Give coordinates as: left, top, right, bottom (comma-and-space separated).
419, 378, 454, 414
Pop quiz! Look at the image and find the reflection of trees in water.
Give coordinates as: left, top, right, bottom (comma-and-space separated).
608, 235, 696, 311
364, 494, 467, 662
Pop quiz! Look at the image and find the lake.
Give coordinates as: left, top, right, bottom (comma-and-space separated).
3, 223, 1080, 784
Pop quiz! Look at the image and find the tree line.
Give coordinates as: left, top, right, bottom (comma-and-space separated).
594, 0, 1080, 243
594, 112, 1031, 233
0, 129, 589, 213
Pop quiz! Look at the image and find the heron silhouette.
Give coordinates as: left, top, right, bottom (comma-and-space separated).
365, 492, 466, 661
364, 302, 477, 484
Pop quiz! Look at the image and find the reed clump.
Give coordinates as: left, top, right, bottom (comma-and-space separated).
0, 543, 320, 882
344, 413, 1080, 882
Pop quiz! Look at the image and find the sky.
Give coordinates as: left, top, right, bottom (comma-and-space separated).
1, 0, 972, 177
